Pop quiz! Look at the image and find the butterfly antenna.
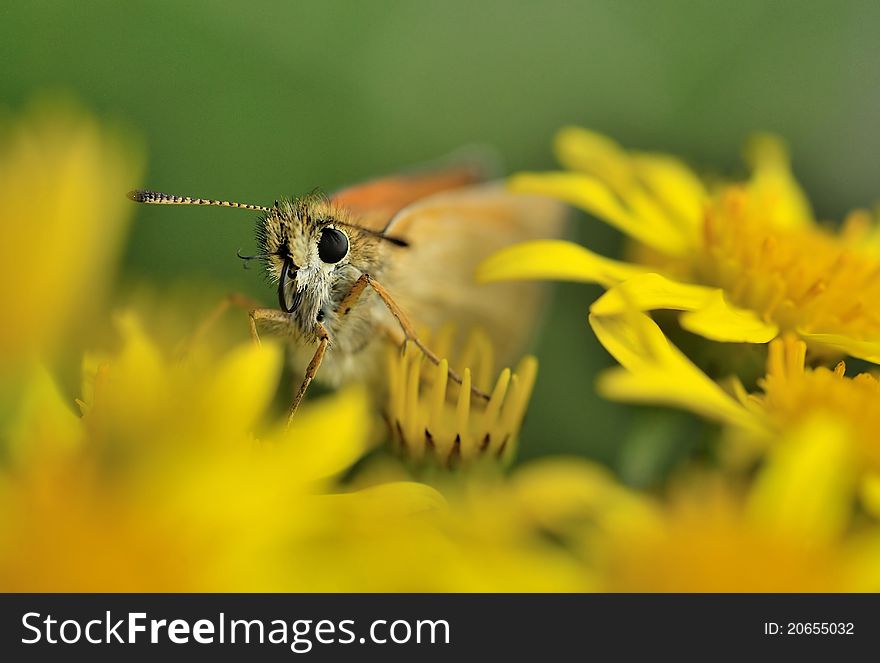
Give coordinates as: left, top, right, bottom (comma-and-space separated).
128, 189, 272, 213
129, 189, 408, 246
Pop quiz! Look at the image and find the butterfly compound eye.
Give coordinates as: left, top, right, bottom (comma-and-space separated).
318, 227, 349, 264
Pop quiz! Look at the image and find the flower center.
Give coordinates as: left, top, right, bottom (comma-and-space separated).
385, 326, 537, 469
695, 187, 880, 341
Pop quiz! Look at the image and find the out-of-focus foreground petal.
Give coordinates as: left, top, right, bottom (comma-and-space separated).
0, 99, 142, 370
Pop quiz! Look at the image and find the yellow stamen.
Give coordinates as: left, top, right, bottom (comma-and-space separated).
386, 328, 537, 468
754, 336, 880, 473
696, 188, 880, 344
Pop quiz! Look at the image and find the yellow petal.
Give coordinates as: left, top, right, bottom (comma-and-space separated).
590, 312, 764, 433
680, 291, 779, 343
747, 416, 855, 544
273, 385, 374, 482
508, 172, 689, 255
511, 457, 656, 534
80, 312, 285, 453
554, 126, 634, 194
333, 481, 448, 519
859, 473, 880, 520
203, 339, 284, 435
796, 331, 880, 364
631, 152, 707, 234
476, 239, 644, 288
591, 273, 779, 343
554, 126, 703, 249
0, 99, 142, 366
744, 133, 813, 230
4, 362, 81, 463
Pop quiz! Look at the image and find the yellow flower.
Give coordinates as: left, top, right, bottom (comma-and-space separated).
0, 313, 381, 590
588, 309, 880, 522
478, 127, 880, 362
386, 327, 537, 468
0, 98, 142, 371
0, 309, 625, 592
592, 402, 878, 591
748, 336, 880, 519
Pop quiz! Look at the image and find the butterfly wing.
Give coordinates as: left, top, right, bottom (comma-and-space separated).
379, 183, 569, 370
331, 165, 484, 233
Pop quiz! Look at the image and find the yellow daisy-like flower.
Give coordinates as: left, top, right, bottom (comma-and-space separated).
576, 363, 879, 591
0, 98, 142, 370
0, 310, 626, 592
587, 309, 880, 521
754, 336, 880, 475
0, 312, 383, 591
478, 127, 880, 362
386, 327, 537, 468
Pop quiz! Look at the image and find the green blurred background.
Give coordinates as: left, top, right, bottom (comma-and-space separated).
3, 0, 878, 481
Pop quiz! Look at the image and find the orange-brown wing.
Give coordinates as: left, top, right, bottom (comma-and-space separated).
331, 165, 484, 232
379, 183, 569, 371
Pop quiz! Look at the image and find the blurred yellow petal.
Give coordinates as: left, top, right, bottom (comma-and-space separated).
82, 313, 284, 449
591, 273, 779, 343
680, 291, 779, 343
860, 473, 880, 520
743, 133, 813, 230
201, 340, 284, 438
509, 172, 689, 255
631, 153, 707, 233
590, 312, 763, 432
842, 533, 880, 591
0, 99, 142, 368
747, 417, 856, 544
601, 479, 861, 592
271, 385, 374, 481
797, 330, 880, 364
4, 362, 81, 463
476, 239, 644, 288
338, 480, 448, 518
554, 126, 704, 247
554, 126, 634, 193
510, 457, 658, 538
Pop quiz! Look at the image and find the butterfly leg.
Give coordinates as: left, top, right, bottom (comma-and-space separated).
242, 307, 327, 425
354, 273, 490, 402
283, 277, 371, 421
247, 307, 293, 345
288, 322, 329, 425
